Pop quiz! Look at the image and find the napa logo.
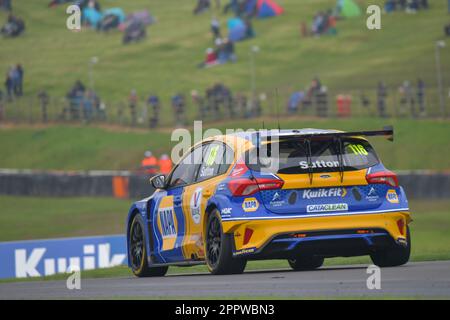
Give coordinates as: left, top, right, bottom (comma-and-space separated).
386, 189, 399, 204
158, 208, 177, 238
242, 197, 259, 212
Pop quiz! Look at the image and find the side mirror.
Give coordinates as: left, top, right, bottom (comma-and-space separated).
150, 174, 166, 189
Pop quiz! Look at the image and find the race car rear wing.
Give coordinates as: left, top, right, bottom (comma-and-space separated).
255, 126, 394, 144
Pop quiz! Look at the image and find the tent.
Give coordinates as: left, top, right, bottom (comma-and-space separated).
227, 17, 246, 42
83, 7, 102, 27
337, 0, 361, 18
103, 8, 126, 24
256, 0, 283, 18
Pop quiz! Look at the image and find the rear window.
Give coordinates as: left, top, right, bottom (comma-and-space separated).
246, 138, 379, 174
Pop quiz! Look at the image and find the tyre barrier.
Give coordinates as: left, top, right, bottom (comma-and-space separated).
0, 169, 449, 200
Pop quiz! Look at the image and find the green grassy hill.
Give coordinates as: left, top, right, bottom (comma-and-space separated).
1, 1, 450, 171
1, 0, 449, 122
1, 117, 450, 171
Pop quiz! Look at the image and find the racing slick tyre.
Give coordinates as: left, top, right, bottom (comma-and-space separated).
370, 226, 411, 267
288, 255, 324, 271
129, 214, 168, 277
205, 209, 247, 275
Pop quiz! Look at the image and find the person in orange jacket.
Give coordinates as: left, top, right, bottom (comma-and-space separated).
158, 154, 172, 175
141, 151, 158, 175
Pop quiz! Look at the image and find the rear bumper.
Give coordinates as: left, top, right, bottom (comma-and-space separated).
222, 210, 411, 258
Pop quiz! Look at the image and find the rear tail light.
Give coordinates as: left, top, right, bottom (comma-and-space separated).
228, 177, 284, 196
228, 162, 284, 196
366, 170, 399, 187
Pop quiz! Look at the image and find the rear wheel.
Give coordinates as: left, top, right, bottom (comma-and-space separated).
370, 227, 411, 267
288, 255, 324, 271
205, 209, 247, 275
129, 214, 168, 277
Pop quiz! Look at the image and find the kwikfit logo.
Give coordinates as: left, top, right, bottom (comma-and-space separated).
15, 243, 126, 278
302, 188, 347, 200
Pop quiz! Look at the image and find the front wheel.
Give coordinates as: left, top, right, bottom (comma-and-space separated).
370, 227, 411, 267
129, 214, 168, 277
288, 255, 324, 271
205, 209, 247, 275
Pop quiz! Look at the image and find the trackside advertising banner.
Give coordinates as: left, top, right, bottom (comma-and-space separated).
0, 235, 128, 279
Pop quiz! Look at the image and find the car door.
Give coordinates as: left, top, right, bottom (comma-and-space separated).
181, 142, 234, 260
151, 145, 203, 263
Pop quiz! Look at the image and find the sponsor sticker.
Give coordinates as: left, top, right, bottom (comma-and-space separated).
158, 208, 177, 238
269, 192, 285, 207
302, 188, 347, 200
306, 203, 348, 213
386, 189, 399, 204
190, 188, 202, 224
242, 197, 259, 212
221, 207, 232, 216
233, 247, 256, 256
366, 187, 380, 202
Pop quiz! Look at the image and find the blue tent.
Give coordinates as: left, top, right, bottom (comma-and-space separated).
227, 18, 246, 42
83, 7, 102, 27
257, 0, 284, 18
103, 8, 126, 24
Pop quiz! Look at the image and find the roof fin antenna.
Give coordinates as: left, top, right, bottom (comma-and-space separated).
305, 138, 313, 185
335, 137, 344, 183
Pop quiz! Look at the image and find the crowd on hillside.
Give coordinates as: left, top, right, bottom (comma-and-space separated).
384, 0, 429, 13
286, 78, 431, 119
306, 10, 337, 37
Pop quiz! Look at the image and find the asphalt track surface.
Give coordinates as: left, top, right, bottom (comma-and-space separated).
1, 261, 449, 299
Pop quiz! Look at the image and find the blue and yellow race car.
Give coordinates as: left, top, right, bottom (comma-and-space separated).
126, 127, 411, 276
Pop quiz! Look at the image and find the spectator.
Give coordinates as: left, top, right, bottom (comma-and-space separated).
158, 154, 173, 175
0, 0, 12, 11
194, 0, 210, 15
172, 93, 186, 126
211, 17, 221, 39
1, 14, 25, 38
417, 78, 426, 116
38, 90, 50, 123
377, 81, 388, 118
141, 151, 158, 175
82, 90, 95, 122
14, 64, 23, 97
66, 80, 86, 120
4, 70, 13, 101
222, 38, 236, 62
445, 23, 450, 37
287, 91, 304, 114
147, 94, 160, 128
315, 86, 328, 117
198, 48, 218, 68
129, 90, 138, 126
191, 90, 207, 120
